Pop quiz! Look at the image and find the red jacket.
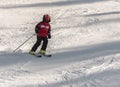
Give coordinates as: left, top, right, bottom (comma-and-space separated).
35, 22, 51, 37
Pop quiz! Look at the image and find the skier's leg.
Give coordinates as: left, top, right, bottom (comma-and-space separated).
40, 37, 48, 54
31, 36, 41, 52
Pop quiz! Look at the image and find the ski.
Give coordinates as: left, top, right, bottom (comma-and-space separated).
42, 54, 52, 57
29, 53, 52, 58
38, 53, 52, 57
35, 54, 42, 57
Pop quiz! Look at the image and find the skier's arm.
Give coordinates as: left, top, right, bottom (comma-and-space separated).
48, 26, 51, 39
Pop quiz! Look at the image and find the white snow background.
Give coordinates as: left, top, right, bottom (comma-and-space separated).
0, 0, 120, 87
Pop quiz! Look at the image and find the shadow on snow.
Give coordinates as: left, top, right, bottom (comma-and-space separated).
53, 11, 120, 30
0, 0, 110, 9
0, 40, 120, 67
85, 11, 120, 17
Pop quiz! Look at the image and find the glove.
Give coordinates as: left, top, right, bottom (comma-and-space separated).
48, 34, 51, 39
35, 27, 39, 33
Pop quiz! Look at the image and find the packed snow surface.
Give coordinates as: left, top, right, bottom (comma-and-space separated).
0, 0, 120, 87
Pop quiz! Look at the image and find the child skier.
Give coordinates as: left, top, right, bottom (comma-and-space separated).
29, 14, 51, 55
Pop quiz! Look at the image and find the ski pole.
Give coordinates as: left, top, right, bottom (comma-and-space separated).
13, 34, 36, 53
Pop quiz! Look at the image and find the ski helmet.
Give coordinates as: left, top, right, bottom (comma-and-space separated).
43, 14, 51, 22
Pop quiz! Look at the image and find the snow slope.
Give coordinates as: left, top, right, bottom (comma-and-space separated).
0, 0, 120, 87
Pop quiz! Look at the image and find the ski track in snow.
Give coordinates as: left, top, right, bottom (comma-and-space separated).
0, 0, 120, 87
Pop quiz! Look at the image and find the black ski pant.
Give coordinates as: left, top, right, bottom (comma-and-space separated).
31, 36, 48, 52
